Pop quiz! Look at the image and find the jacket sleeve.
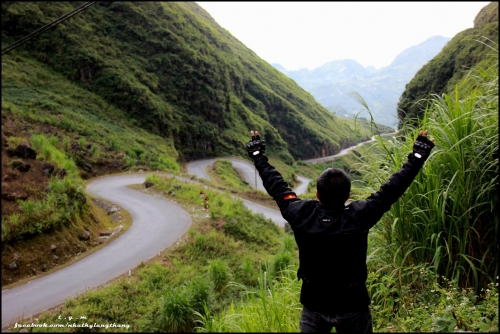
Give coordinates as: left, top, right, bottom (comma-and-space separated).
351, 153, 426, 229
253, 155, 300, 218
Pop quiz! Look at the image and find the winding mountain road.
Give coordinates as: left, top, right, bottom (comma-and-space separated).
2, 137, 382, 327
1, 158, 309, 328
2, 127, 388, 328
187, 157, 265, 192
303, 136, 377, 164
2, 174, 192, 328
303, 132, 399, 164
186, 157, 310, 196
186, 157, 311, 228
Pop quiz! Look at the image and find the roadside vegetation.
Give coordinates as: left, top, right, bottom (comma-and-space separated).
18, 176, 295, 332
1, 52, 179, 287
4, 51, 498, 333
2, 2, 497, 333
363, 47, 498, 295
207, 156, 299, 208
194, 42, 499, 333
294, 139, 389, 202
1, 53, 179, 173
195, 266, 497, 332
2, 134, 85, 243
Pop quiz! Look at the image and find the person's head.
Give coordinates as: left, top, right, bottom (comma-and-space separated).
316, 168, 351, 207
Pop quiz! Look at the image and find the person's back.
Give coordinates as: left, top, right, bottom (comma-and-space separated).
245, 129, 435, 333
291, 202, 371, 315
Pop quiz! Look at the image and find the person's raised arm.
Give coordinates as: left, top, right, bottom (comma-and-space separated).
246, 130, 298, 208
352, 130, 436, 227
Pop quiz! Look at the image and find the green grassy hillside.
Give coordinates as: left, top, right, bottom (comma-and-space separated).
397, 2, 498, 126
2, 2, 497, 332
1, 2, 381, 162
1, 1, 388, 287
1, 52, 182, 285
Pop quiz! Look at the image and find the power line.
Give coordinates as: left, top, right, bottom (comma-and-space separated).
1, 1, 96, 56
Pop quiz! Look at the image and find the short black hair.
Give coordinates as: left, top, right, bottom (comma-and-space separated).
316, 168, 351, 207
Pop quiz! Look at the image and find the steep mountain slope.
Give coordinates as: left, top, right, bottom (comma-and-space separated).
1, 1, 385, 283
1, 2, 377, 162
397, 2, 498, 126
275, 36, 450, 127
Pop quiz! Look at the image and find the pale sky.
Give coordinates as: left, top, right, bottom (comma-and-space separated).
197, 2, 491, 71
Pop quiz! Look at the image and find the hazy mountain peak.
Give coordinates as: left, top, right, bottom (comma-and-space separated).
388, 35, 451, 68
276, 35, 451, 127
271, 63, 288, 74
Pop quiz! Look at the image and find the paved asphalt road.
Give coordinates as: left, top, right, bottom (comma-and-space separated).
2, 158, 311, 328
295, 175, 310, 195
2, 137, 383, 327
186, 156, 311, 196
187, 157, 312, 228
187, 157, 266, 192
303, 137, 377, 164
2, 174, 192, 328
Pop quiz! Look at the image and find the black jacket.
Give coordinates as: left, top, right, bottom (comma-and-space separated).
254, 153, 426, 314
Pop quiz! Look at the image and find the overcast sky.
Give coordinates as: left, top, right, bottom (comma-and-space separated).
197, 2, 491, 71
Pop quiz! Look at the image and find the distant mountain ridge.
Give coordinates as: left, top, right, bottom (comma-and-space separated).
273, 36, 451, 128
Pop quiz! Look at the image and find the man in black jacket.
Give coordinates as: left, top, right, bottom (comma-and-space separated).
246, 130, 435, 333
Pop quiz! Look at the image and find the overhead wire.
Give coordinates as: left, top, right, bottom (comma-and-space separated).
1, 1, 96, 56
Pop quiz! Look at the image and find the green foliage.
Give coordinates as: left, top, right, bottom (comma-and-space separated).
221, 212, 280, 248
2, 177, 86, 243
157, 286, 196, 332
90, 144, 100, 157
196, 267, 302, 332
1, 54, 179, 172
474, 2, 498, 27
270, 234, 298, 278
194, 263, 498, 333
123, 156, 136, 169
31, 134, 78, 173
143, 175, 284, 247
212, 160, 248, 189
48, 135, 59, 147
364, 51, 498, 292
282, 234, 296, 253
365, 265, 499, 332
186, 276, 213, 314
2, 1, 376, 161
78, 137, 86, 148
62, 137, 70, 151
2, 134, 87, 243
271, 251, 293, 278
144, 173, 160, 185
208, 259, 231, 293
158, 156, 179, 172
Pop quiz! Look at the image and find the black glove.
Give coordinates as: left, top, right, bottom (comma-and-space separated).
412, 134, 435, 161
246, 132, 266, 158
